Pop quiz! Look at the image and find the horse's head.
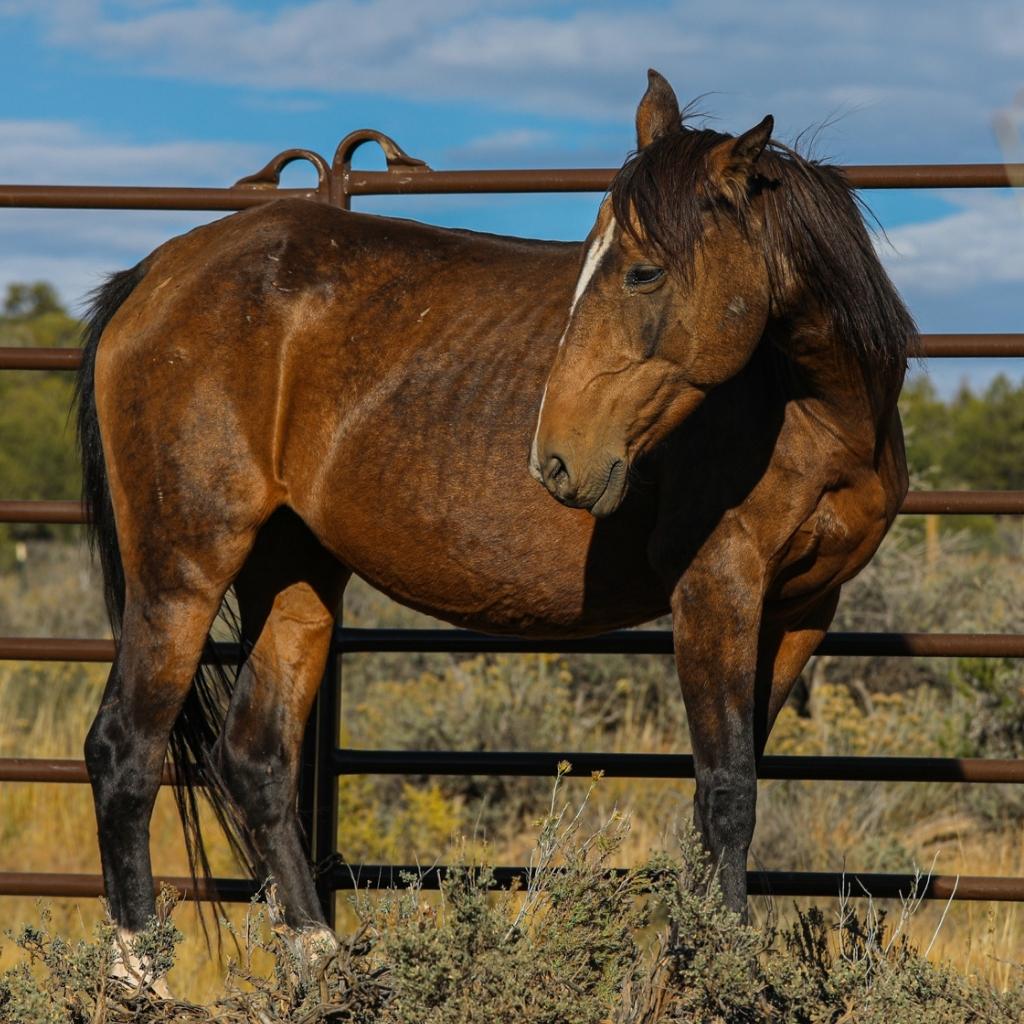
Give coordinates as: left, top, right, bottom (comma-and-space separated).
530, 70, 775, 517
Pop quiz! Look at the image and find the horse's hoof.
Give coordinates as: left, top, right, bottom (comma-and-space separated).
108, 962, 175, 1000
277, 924, 339, 965
265, 885, 338, 967
148, 975, 174, 1001
299, 925, 339, 960
109, 929, 175, 1000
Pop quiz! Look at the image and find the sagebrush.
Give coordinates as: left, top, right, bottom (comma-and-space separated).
2, 774, 1022, 1024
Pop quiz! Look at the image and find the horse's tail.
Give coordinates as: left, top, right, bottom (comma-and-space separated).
75, 265, 145, 634
76, 267, 258, 939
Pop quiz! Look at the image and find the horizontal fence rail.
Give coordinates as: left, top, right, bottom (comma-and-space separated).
323, 865, 1024, 902
1, 162, 1021, 212
899, 491, 1024, 515
0, 185, 320, 211
4, 627, 1024, 663
331, 627, 1024, 658
330, 750, 1024, 784
4, 752, 1024, 787
2, 147, 1022, 913
1, 867, 1020, 903
0, 872, 258, 901
6, 491, 1024, 523
5, 337, 1024, 524
6, 335, 1024, 375
0, 500, 85, 524
347, 163, 1024, 194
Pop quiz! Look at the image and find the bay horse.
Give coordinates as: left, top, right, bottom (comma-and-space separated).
76, 69, 912, 968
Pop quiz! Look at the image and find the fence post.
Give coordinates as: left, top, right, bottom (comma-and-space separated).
297, 617, 342, 926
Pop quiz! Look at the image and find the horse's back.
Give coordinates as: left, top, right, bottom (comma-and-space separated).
95, 200, 581, 472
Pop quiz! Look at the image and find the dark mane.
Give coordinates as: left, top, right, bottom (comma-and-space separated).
610, 122, 918, 403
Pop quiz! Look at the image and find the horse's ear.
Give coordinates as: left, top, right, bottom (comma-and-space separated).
636, 69, 681, 149
707, 114, 774, 202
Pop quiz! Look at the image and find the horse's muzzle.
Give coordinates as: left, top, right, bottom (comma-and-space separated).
530, 447, 627, 518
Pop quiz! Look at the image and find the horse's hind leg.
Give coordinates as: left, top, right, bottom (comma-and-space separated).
218, 510, 348, 943
85, 528, 257, 967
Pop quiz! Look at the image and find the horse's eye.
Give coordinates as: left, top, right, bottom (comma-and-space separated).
624, 265, 666, 293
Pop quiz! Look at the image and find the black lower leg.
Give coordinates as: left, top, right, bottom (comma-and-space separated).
218, 662, 327, 929
692, 747, 757, 916
85, 658, 183, 931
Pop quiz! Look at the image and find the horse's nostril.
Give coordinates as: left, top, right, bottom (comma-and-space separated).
544, 454, 569, 489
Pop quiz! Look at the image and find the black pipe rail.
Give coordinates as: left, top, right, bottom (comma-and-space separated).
0, 866, 1018, 903
4, 751, 1024, 787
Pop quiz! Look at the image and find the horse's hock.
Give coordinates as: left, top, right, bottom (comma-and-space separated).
2, 129, 1024, 921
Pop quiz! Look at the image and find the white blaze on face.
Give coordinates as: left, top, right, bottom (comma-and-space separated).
530, 215, 618, 478
565, 216, 618, 337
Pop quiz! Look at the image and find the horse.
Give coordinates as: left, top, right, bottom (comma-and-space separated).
75, 69, 912, 973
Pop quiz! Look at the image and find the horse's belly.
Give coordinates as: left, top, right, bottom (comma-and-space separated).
339, 513, 668, 637
295, 424, 668, 638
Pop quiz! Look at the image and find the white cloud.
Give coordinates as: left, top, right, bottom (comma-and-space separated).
240, 95, 329, 114
453, 129, 553, 152
0, 120, 261, 185
445, 128, 555, 163
880, 192, 1024, 292
0, 119, 259, 306
983, 3, 1024, 57
6, 1, 1020, 161
0, 209, 221, 310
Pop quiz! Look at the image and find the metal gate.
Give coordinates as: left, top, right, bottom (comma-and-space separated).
1, 132, 1023, 922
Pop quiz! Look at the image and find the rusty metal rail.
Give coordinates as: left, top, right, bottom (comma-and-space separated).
349, 163, 1024, 195
900, 492, 1024, 515
2, 144, 1023, 913
0, 500, 85, 524
0, 872, 257, 901
5, 628, 1024, 664
6, 333, 1024, 522
1, 162, 1021, 211
0, 185, 319, 211
921, 334, 1024, 357
6, 335, 1024, 375
7, 491, 1024, 525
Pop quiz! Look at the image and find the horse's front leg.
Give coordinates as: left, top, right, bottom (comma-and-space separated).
669, 539, 764, 918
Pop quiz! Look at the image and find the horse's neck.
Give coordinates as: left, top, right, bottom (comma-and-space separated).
768, 310, 894, 447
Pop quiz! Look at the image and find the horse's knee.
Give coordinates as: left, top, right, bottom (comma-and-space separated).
83, 706, 112, 782
86, 696, 147, 807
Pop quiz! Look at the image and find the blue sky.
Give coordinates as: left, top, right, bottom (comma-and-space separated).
1, 0, 1022, 394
